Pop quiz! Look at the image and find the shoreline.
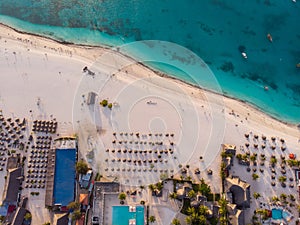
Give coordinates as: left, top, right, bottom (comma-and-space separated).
0, 22, 299, 129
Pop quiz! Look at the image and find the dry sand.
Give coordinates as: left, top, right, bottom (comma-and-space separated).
0, 23, 300, 224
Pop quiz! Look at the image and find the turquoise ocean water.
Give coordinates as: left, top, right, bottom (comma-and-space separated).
0, 0, 300, 123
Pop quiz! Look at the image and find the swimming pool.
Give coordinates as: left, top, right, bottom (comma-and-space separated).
272, 208, 292, 221
112, 206, 144, 225
53, 148, 76, 206
272, 208, 282, 219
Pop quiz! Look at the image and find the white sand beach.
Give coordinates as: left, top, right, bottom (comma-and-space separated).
0, 23, 300, 224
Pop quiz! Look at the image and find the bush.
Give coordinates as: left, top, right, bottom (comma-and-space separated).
100, 99, 108, 107
76, 160, 89, 174
108, 103, 113, 109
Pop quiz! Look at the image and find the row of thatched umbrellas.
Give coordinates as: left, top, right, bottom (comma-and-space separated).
106, 158, 168, 164
26, 174, 47, 178
28, 159, 47, 164
244, 133, 285, 143
24, 183, 45, 189
104, 167, 173, 173
111, 139, 175, 146
106, 149, 174, 154
113, 132, 175, 138
245, 143, 287, 151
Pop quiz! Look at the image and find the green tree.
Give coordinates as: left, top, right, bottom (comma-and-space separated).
171, 218, 181, 225
199, 178, 211, 196
253, 192, 261, 199
280, 193, 287, 200
118, 192, 126, 201
250, 154, 257, 162
156, 182, 163, 191
271, 196, 279, 202
278, 176, 287, 183
198, 205, 208, 215
72, 210, 82, 221
169, 192, 178, 199
188, 190, 196, 199
252, 173, 259, 180
108, 103, 113, 109
185, 207, 207, 225
148, 184, 156, 192
76, 160, 88, 174
100, 99, 108, 107
42, 223, 51, 225
220, 162, 227, 180
218, 197, 228, 225
236, 154, 242, 160
149, 215, 156, 223
270, 157, 277, 165
24, 213, 32, 220
67, 201, 80, 210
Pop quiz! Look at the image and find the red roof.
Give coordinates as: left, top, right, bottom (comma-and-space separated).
7, 205, 16, 215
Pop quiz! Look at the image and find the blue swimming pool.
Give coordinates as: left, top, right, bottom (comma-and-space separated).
53, 148, 76, 206
112, 206, 144, 225
272, 208, 282, 220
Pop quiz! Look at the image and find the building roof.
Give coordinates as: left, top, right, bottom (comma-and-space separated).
222, 144, 236, 151
87, 92, 97, 105
54, 213, 69, 225
79, 194, 88, 206
11, 207, 27, 225
3, 167, 22, 204
226, 176, 250, 208
6, 155, 20, 171
228, 209, 244, 225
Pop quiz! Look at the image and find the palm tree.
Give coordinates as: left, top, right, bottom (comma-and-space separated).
188, 190, 196, 199
252, 173, 259, 180
76, 160, 89, 174
250, 154, 257, 162
198, 205, 208, 215
148, 184, 156, 192
218, 197, 228, 225
280, 193, 287, 200
118, 192, 126, 201
72, 210, 82, 221
278, 176, 287, 183
67, 201, 80, 210
185, 207, 207, 225
171, 218, 181, 225
169, 192, 178, 199
24, 213, 32, 221
149, 215, 156, 223
270, 157, 277, 166
156, 182, 163, 191
253, 192, 261, 199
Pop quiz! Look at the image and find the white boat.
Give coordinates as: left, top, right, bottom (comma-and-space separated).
241, 52, 247, 59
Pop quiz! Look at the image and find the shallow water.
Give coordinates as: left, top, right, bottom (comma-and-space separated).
0, 0, 300, 123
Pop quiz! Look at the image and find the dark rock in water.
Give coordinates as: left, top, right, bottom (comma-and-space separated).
238, 45, 246, 53
220, 62, 234, 72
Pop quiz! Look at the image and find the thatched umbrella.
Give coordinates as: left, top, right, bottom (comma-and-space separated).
271, 136, 276, 141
